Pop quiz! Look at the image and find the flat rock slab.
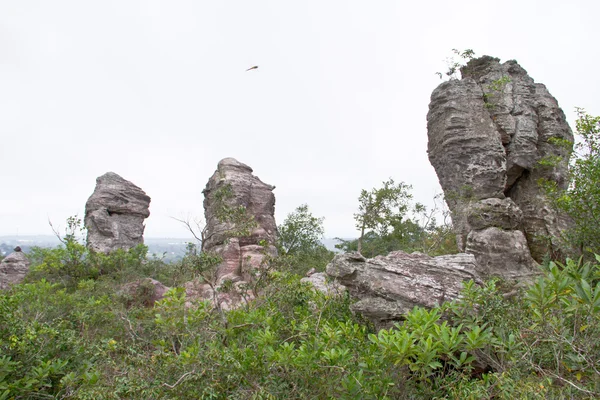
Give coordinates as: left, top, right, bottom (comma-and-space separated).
326, 251, 482, 328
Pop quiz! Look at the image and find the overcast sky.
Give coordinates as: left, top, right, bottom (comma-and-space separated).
1, 0, 599, 240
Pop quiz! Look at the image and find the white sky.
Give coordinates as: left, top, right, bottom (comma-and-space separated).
1, 0, 599, 239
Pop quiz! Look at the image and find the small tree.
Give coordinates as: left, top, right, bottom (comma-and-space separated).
435, 48, 475, 80
278, 204, 324, 255
277, 204, 333, 275
354, 179, 413, 254
339, 183, 457, 257
544, 108, 600, 256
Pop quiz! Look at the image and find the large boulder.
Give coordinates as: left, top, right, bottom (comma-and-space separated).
186, 158, 278, 309
326, 251, 482, 328
0, 247, 30, 290
85, 172, 151, 253
465, 228, 538, 278
427, 56, 573, 273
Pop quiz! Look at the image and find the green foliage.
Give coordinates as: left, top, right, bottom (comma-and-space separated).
179, 242, 223, 281
339, 184, 457, 257
278, 204, 324, 255
483, 75, 511, 110
352, 178, 415, 254
277, 204, 334, 275
488, 75, 511, 92
209, 183, 258, 246
542, 109, 600, 256
436, 48, 476, 80
4, 242, 600, 398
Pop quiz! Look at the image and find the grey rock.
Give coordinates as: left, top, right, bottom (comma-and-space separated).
427, 56, 573, 268
0, 249, 30, 289
203, 158, 277, 250
184, 279, 255, 311
85, 172, 151, 253
465, 228, 539, 279
326, 251, 482, 328
466, 198, 522, 231
186, 158, 278, 309
301, 272, 347, 297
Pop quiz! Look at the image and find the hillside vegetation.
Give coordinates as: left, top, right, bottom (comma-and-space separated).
1, 110, 600, 399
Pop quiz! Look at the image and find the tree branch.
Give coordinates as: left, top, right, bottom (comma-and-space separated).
163, 370, 198, 389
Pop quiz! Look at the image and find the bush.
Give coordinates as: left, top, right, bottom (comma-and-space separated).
3, 231, 600, 398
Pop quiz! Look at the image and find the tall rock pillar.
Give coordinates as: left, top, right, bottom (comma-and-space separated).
202, 158, 278, 284
185, 158, 278, 310
85, 172, 151, 253
427, 56, 573, 278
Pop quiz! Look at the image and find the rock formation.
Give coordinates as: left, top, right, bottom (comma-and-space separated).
85, 172, 151, 253
427, 56, 573, 277
301, 272, 346, 297
120, 278, 170, 307
0, 247, 30, 290
186, 158, 278, 309
325, 251, 482, 328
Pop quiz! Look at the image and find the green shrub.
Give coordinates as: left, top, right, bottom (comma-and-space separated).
4, 232, 600, 398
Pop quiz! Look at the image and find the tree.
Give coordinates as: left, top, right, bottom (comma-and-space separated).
337, 183, 457, 258
277, 204, 334, 275
353, 179, 413, 254
545, 108, 600, 256
435, 48, 475, 80
278, 204, 324, 255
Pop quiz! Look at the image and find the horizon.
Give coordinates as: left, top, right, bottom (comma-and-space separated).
2, 1, 599, 239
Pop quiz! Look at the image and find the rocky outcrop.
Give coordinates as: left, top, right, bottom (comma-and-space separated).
427, 56, 573, 275
85, 172, 151, 253
326, 251, 482, 328
185, 158, 278, 309
0, 247, 30, 290
301, 272, 347, 297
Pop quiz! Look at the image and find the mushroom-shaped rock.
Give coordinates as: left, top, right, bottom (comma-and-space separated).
85, 172, 151, 253
0, 247, 30, 290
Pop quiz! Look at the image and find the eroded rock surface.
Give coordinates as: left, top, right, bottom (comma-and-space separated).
427, 56, 573, 273
85, 172, 151, 253
185, 158, 277, 309
326, 251, 482, 328
0, 247, 30, 290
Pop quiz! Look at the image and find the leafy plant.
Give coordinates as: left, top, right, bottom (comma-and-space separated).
436, 48, 476, 80
541, 109, 600, 256
277, 204, 334, 275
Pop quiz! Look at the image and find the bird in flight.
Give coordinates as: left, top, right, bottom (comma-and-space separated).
246, 65, 258, 72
